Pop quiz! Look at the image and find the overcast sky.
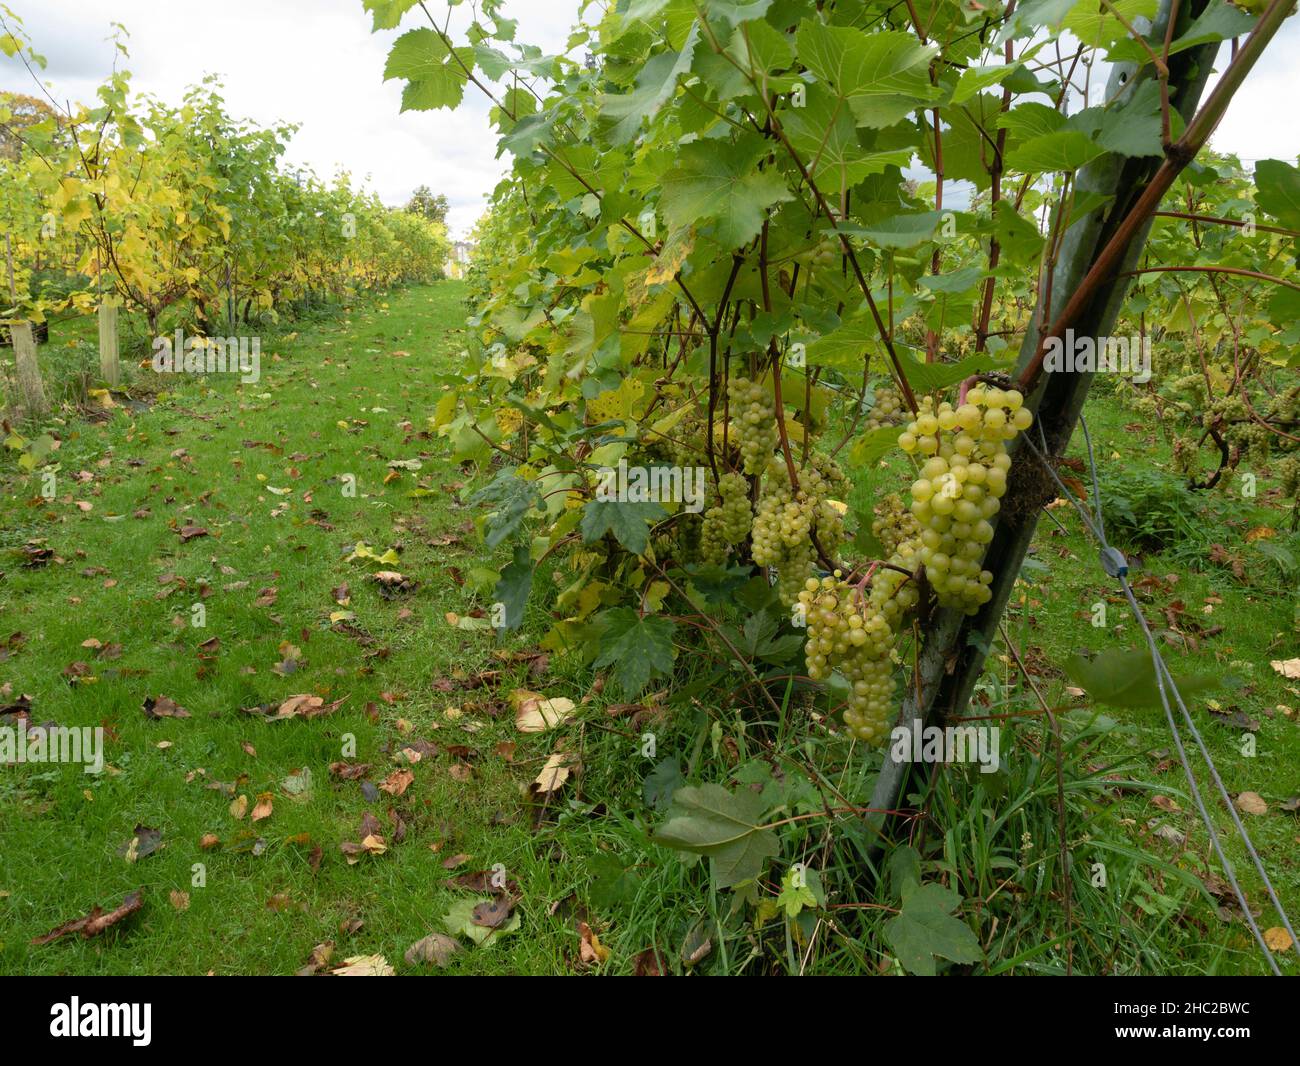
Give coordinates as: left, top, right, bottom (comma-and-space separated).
2, 1, 1297, 240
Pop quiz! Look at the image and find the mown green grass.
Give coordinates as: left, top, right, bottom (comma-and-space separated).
1, 287, 1295, 975
0, 283, 643, 975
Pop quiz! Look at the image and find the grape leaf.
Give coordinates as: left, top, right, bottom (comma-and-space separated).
1064, 647, 1228, 708
1255, 159, 1300, 231
1165, 0, 1257, 56
593, 607, 677, 696
1010, 130, 1107, 173
363, 0, 419, 30
660, 135, 794, 251
601, 27, 700, 145
580, 498, 667, 555
492, 545, 533, 630
383, 28, 471, 112
952, 64, 1020, 105
794, 23, 937, 129
470, 467, 544, 548
895, 348, 1012, 394
842, 211, 942, 249
884, 882, 983, 976
653, 783, 780, 888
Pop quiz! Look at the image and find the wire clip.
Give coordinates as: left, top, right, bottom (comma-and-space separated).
1100, 546, 1128, 578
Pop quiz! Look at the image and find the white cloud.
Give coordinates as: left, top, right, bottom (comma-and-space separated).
2, 2, 1296, 240
0, 0, 580, 238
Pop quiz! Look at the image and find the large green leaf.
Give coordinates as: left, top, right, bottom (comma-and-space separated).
1064, 647, 1227, 709
794, 22, 936, 129
896, 348, 1012, 393
1255, 159, 1300, 231
844, 210, 942, 249
952, 64, 1020, 105
492, 544, 533, 630
363, 0, 419, 30
593, 607, 677, 696
660, 134, 794, 251
805, 314, 876, 371
383, 28, 471, 112
580, 498, 667, 555
783, 85, 914, 194
1165, 0, 1256, 56
601, 26, 700, 145
848, 424, 904, 468
653, 783, 780, 888
1010, 130, 1107, 174
1070, 82, 1174, 159
470, 467, 544, 548
884, 882, 983, 976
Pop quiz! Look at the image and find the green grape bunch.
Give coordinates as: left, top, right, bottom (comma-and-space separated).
798, 574, 896, 744
699, 471, 753, 564
864, 385, 905, 431
728, 375, 780, 476
898, 385, 1033, 615
752, 452, 847, 605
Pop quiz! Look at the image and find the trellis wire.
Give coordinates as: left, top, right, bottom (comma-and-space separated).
1021, 416, 1298, 975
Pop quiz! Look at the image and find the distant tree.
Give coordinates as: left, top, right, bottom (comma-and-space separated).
0, 93, 60, 160
405, 185, 448, 226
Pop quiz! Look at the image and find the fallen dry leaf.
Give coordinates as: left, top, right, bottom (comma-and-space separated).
329, 953, 394, 976
142, 695, 191, 719
1270, 659, 1300, 679
251, 792, 274, 822
533, 751, 578, 794
1235, 791, 1268, 815
404, 932, 461, 968
296, 941, 335, 976
230, 794, 249, 819
31, 891, 144, 945
578, 920, 611, 967
632, 947, 665, 976
169, 890, 190, 912
513, 689, 577, 733
378, 768, 415, 797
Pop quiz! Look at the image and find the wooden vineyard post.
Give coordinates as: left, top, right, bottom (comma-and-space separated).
5, 231, 47, 419
865, 0, 1291, 854
98, 299, 121, 387
11, 320, 47, 418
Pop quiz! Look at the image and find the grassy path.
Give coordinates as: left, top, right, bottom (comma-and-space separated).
0, 282, 601, 975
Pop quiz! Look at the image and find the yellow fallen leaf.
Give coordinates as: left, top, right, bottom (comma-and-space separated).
534, 751, 578, 794
1264, 926, 1294, 951
251, 792, 274, 822
330, 953, 394, 976
514, 693, 577, 733
229, 794, 249, 819
578, 920, 611, 966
